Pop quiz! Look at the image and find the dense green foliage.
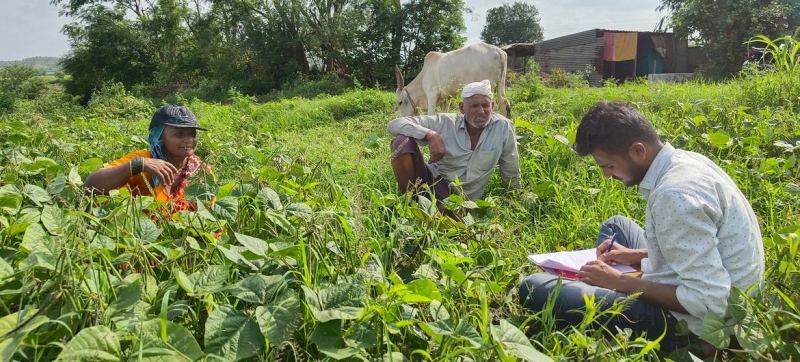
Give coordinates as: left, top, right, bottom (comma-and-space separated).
1, 61, 800, 360
51, 0, 467, 99
659, 0, 800, 77
480, 2, 544, 46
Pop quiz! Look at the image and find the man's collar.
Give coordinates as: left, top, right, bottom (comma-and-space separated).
639, 143, 675, 194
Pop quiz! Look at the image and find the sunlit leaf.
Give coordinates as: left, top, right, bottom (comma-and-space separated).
55, 325, 122, 361
309, 320, 361, 359
204, 306, 264, 361
41, 205, 70, 235
228, 274, 285, 304
211, 196, 239, 223
136, 319, 204, 362
699, 313, 730, 349
258, 187, 283, 210
403, 279, 441, 303
491, 319, 552, 362
255, 289, 301, 347
706, 132, 732, 149
23, 185, 51, 205
233, 232, 270, 257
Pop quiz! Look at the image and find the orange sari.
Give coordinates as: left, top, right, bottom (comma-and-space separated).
106, 150, 212, 212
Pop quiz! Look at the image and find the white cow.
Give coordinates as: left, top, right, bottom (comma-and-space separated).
395, 43, 511, 118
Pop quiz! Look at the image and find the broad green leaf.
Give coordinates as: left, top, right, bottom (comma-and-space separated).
107, 279, 142, 317
258, 187, 283, 210
136, 319, 204, 362
0, 195, 22, 215
41, 205, 70, 235
215, 244, 258, 271
699, 313, 730, 349
344, 319, 378, 349
176, 265, 229, 296
211, 196, 239, 223
309, 320, 360, 360
404, 279, 441, 303
734, 322, 769, 352
68, 167, 83, 186
707, 132, 731, 149
204, 305, 264, 361
383, 352, 409, 362
303, 284, 365, 322
228, 275, 286, 304
453, 319, 483, 348
439, 263, 467, 284
0, 258, 13, 281
429, 300, 450, 321
784, 183, 800, 194
21, 223, 53, 254
254, 289, 301, 347
285, 202, 313, 219
233, 232, 270, 257
422, 319, 454, 337
491, 320, 552, 362
135, 217, 162, 243
0, 309, 49, 362
55, 325, 122, 361
23, 184, 51, 205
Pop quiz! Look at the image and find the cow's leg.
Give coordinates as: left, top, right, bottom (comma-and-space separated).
427, 93, 438, 115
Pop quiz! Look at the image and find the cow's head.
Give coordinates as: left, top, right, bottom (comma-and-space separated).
395, 65, 417, 116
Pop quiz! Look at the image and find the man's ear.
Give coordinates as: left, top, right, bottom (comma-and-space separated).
458, 102, 465, 114
628, 142, 647, 161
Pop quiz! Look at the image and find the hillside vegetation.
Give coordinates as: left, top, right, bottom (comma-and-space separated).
0, 57, 61, 74
0, 68, 798, 361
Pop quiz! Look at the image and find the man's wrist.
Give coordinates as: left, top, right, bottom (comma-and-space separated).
424, 130, 438, 141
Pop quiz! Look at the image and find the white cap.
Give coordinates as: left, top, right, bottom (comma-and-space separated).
461, 80, 493, 100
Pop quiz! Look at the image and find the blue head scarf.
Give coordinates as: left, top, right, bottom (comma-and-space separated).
148, 124, 168, 187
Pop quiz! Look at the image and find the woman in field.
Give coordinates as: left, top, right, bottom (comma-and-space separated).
84, 104, 212, 212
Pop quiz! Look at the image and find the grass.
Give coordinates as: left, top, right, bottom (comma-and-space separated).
0, 67, 798, 361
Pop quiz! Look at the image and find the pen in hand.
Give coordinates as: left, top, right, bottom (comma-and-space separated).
604, 233, 618, 265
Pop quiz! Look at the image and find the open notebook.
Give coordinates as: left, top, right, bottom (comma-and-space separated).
528, 249, 636, 280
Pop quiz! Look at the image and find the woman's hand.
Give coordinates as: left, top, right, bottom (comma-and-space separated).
143, 158, 179, 190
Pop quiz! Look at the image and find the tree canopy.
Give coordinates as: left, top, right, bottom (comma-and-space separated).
659, 0, 800, 76
50, 0, 468, 98
480, 2, 543, 46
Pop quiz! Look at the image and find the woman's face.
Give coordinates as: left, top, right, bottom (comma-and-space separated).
160, 125, 198, 160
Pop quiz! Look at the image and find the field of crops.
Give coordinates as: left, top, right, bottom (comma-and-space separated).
0, 69, 799, 361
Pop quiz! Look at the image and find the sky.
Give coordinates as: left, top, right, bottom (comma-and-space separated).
0, 0, 666, 61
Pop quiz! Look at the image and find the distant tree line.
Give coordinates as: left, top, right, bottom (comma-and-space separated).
50, 0, 469, 98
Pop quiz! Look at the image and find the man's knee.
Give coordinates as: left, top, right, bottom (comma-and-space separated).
519, 273, 558, 310
391, 134, 413, 153
603, 215, 631, 226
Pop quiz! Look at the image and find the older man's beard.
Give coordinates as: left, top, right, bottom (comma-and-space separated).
467, 114, 490, 129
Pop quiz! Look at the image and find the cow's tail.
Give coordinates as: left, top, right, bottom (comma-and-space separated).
496, 48, 511, 118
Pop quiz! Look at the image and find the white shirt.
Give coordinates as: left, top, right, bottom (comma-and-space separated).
387, 113, 521, 200
639, 143, 765, 335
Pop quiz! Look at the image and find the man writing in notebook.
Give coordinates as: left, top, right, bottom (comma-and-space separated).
518, 101, 765, 352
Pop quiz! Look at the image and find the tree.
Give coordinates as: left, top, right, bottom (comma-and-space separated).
480, 2, 543, 46
400, 0, 467, 76
659, 0, 800, 77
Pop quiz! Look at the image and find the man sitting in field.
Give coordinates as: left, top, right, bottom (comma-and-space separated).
387, 80, 520, 206
519, 101, 765, 352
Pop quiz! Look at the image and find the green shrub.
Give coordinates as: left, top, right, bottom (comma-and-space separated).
0, 91, 14, 114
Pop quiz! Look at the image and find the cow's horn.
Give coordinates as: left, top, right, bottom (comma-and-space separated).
394, 65, 404, 90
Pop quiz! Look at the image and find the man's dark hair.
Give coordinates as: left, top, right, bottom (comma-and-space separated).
573, 101, 659, 156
